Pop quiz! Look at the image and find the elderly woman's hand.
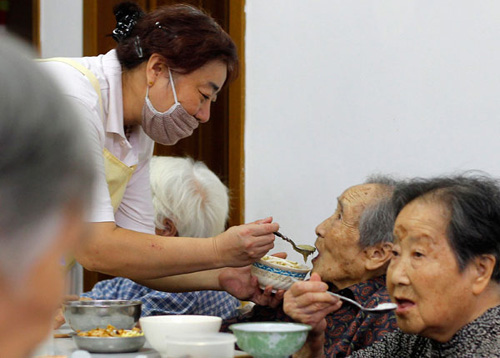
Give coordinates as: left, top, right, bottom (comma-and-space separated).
283, 273, 342, 334
213, 217, 278, 267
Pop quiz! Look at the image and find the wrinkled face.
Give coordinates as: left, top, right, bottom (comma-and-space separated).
149, 60, 227, 123
388, 199, 478, 342
312, 184, 384, 290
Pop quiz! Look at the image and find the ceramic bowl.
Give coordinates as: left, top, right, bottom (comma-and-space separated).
164, 333, 236, 358
63, 300, 142, 332
139, 315, 222, 356
229, 322, 312, 358
251, 255, 310, 290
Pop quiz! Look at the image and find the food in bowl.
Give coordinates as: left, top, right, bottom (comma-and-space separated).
261, 255, 305, 268
63, 299, 142, 332
230, 322, 312, 358
73, 324, 146, 353
140, 315, 222, 356
77, 324, 143, 337
251, 255, 311, 290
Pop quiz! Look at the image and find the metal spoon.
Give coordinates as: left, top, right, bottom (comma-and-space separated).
327, 291, 397, 313
273, 231, 316, 262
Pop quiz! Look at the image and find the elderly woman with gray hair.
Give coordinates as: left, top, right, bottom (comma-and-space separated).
0, 36, 95, 358
224, 177, 399, 357
289, 174, 500, 358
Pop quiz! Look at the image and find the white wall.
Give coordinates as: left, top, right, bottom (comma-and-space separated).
37, 0, 500, 265
39, 0, 82, 58
245, 0, 500, 263
39, 0, 84, 294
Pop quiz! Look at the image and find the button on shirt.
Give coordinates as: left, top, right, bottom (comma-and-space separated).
39, 50, 155, 234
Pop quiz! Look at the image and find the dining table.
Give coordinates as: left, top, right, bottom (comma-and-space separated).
33, 325, 251, 358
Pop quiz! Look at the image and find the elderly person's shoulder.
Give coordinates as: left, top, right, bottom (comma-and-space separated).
451, 305, 500, 357
350, 305, 500, 357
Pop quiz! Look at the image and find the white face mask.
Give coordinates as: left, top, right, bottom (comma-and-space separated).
141, 69, 199, 145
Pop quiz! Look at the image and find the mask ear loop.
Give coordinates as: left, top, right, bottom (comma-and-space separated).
168, 69, 180, 105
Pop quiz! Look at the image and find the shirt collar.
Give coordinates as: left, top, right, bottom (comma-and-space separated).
101, 49, 126, 138
336, 275, 387, 305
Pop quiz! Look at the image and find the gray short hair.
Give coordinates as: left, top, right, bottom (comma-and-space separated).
358, 175, 398, 248
150, 156, 229, 237
0, 36, 95, 277
392, 172, 500, 283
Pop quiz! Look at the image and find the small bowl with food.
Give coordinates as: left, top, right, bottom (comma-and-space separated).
73, 324, 145, 353
251, 255, 311, 290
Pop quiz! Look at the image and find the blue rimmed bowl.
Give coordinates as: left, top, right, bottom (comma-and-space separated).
251, 255, 310, 290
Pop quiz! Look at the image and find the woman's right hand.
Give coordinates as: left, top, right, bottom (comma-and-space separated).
213, 217, 278, 267
283, 273, 341, 334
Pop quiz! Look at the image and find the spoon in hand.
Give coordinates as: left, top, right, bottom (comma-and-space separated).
327, 291, 397, 313
273, 231, 316, 262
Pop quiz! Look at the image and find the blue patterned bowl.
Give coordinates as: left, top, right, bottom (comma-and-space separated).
251, 255, 310, 290
230, 322, 312, 358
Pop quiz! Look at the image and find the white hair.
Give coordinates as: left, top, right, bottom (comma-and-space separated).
150, 156, 229, 237
0, 35, 95, 279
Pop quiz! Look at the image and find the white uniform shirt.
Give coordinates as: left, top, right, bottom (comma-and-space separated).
39, 50, 155, 234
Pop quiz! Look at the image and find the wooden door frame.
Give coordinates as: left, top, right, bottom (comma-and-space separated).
32, 0, 40, 53
227, 0, 245, 227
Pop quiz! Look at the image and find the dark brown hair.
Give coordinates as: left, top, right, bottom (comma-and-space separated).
113, 2, 238, 83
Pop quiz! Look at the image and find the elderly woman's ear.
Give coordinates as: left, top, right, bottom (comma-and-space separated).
155, 218, 178, 237
470, 254, 497, 295
364, 242, 393, 272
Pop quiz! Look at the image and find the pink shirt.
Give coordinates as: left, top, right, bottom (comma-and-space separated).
39, 50, 155, 234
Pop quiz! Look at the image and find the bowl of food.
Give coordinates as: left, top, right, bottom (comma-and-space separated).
229, 322, 312, 358
63, 299, 142, 332
139, 315, 222, 356
251, 255, 311, 290
73, 325, 145, 353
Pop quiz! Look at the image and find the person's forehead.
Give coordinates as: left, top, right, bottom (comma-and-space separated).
339, 183, 384, 207
394, 199, 450, 242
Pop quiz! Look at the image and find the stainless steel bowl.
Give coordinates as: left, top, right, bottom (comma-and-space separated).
63, 300, 142, 332
72, 334, 146, 353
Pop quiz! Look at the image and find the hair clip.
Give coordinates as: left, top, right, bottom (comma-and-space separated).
154, 21, 177, 39
112, 11, 141, 43
134, 36, 143, 58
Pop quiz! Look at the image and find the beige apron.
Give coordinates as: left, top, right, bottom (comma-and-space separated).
38, 57, 136, 212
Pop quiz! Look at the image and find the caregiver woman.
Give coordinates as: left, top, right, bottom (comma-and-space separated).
38, 2, 277, 284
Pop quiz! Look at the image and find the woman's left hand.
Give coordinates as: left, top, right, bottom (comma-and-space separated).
218, 266, 285, 307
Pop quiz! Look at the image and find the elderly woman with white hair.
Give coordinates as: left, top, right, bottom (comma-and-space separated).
78, 156, 240, 318
288, 174, 500, 358
0, 36, 95, 358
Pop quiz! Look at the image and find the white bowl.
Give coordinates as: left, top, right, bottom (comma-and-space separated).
251, 255, 311, 290
164, 333, 236, 358
139, 315, 222, 356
